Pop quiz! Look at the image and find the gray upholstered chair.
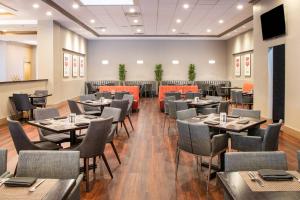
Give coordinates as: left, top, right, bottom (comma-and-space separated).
236, 91, 253, 108
16, 150, 82, 200
185, 92, 201, 99
230, 90, 237, 107
123, 94, 134, 130
297, 150, 300, 170
95, 92, 112, 99
34, 108, 70, 145
165, 92, 181, 100
79, 94, 101, 113
7, 117, 60, 154
232, 108, 260, 119
163, 96, 176, 131
110, 100, 130, 138
225, 151, 288, 172
67, 100, 101, 116
200, 101, 229, 115
0, 149, 7, 178
176, 120, 228, 190
176, 108, 197, 120
32, 90, 48, 108
206, 95, 222, 101
175, 101, 188, 111
231, 120, 283, 152
115, 92, 129, 100
68, 117, 113, 191
100, 107, 122, 164
166, 100, 177, 134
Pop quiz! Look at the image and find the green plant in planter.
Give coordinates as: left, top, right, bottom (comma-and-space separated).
119, 64, 126, 84
188, 64, 196, 82
154, 64, 163, 82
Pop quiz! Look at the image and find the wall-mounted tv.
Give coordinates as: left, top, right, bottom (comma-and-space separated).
260, 4, 286, 40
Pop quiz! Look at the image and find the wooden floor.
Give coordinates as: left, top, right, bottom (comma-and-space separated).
1, 98, 300, 200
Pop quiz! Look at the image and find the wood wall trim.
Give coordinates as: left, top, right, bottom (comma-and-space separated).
217, 16, 253, 37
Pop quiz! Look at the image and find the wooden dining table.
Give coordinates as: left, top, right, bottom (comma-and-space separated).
76, 99, 112, 111
0, 178, 75, 200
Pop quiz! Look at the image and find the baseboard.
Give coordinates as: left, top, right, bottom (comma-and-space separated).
282, 125, 300, 140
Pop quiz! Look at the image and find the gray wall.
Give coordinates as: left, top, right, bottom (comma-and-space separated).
87, 39, 227, 81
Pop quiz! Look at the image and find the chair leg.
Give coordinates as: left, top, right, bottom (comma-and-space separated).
101, 154, 113, 179
84, 158, 90, 192
93, 157, 96, 173
122, 122, 130, 138
207, 156, 212, 192
175, 149, 181, 178
127, 115, 134, 130
116, 123, 118, 135
110, 141, 121, 164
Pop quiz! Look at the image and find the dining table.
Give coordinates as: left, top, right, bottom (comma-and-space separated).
0, 178, 75, 200
76, 98, 112, 111
28, 93, 52, 105
217, 171, 300, 200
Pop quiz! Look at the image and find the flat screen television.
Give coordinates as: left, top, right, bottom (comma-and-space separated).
260, 4, 286, 40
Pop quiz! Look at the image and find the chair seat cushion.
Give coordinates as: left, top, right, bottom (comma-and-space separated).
44, 133, 70, 143
33, 141, 60, 150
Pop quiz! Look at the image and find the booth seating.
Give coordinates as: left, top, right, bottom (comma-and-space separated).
243, 82, 254, 92
158, 85, 199, 111
99, 86, 140, 111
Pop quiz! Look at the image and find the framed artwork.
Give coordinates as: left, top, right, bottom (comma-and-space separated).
63, 53, 72, 77
79, 56, 85, 77
234, 56, 241, 77
72, 55, 79, 77
244, 54, 251, 77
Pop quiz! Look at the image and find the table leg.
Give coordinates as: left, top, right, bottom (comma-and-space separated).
70, 130, 77, 146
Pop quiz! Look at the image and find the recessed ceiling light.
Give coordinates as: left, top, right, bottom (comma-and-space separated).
208, 60, 216, 64
206, 29, 211, 33
133, 19, 138, 23
90, 19, 95, 23
80, 0, 134, 5
0, 8, 6, 13
32, 3, 40, 9
101, 28, 106, 32
72, 3, 79, 9
242, 25, 246, 28
234, 30, 237, 33
101, 60, 109, 65
176, 19, 182, 23
137, 60, 144, 64
183, 4, 189, 9
237, 4, 244, 10
218, 19, 224, 24
172, 28, 176, 32
2, 29, 7, 32
172, 60, 179, 65
129, 8, 135, 13
136, 28, 142, 33
46, 11, 52, 16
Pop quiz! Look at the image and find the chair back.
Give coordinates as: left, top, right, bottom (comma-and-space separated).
262, 120, 283, 151
16, 150, 80, 179
34, 108, 59, 139
123, 94, 134, 113
168, 101, 177, 119
297, 151, 300, 170
110, 100, 129, 121
101, 107, 121, 142
76, 117, 113, 158
12, 93, 34, 111
185, 92, 194, 99
80, 95, 98, 112
231, 90, 237, 103
176, 120, 193, 153
189, 123, 212, 156
176, 108, 197, 120
232, 108, 260, 119
7, 117, 38, 154
87, 82, 96, 94
0, 149, 7, 175
236, 91, 243, 104
164, 96, 176, 114
175, 101, 188, 111
219, 101, 229, 114
165, 92, 181, 100
206, 95, 222, 101
67, 100, 83, 115
33, 90, 48, 105
96, 92, 112, 99
225, 151, 288, 172
115, 92, 129, 100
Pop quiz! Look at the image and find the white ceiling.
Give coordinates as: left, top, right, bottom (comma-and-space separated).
0, 0, 253, 41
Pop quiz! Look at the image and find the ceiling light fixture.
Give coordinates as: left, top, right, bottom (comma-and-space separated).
136, 28, 142, 33
172, 60, 179, 65
90, 19, 95, 23
206, 29, 211, 33
172, 28, 176, 32
32, 3, 40, 9
208, 60, 216, 64
237, 4, 244, 10
176, 19, 182, 23
101, 60, 109, 65
218, 19, 224, 24
72, 3, 79, 9
137, 60, 144, 64
80, 0, 134, 5
46, 11, 52, 16
0, 8, 6, 13
129, 8, 135, 13
2, 29, 7, 32
183, 4, 189, 9
133, 19, 138, 23
101, 28, 106, 32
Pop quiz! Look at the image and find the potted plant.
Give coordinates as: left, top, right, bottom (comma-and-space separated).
188, 64, 196, 84
119, 64, 126, 85
154, 64, 163, 95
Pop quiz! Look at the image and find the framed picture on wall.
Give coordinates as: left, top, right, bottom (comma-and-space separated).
63, 53, 72, 77
79, 56, 85, 77
72, 55, 79, 77
244, 54, 251, 77
234, 56, 241, 77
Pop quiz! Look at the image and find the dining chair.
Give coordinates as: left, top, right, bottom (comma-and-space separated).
33, 108, 70, 145
32, 90, 48, 108
163, 96, 176, 131
236, 91, 253, 108
0, 149, 7, 177
297, 150, 300, 170
176, 108, 197, 120
110, 100, 130, 138
67, 100, 101, 116
175, 101, 189, 111
100, 107, 122, 164
86, 82, 97, 94
143, 83, 154, 98
166, 100, 177, 134
16, 150, 82, 200
232, 108, 261, 119
115, 92, 129, 100
95, 92, 112, 99
12, 93, 35, 120
165, 92, 181, 100
215, 85, 226, 98
231, 120, 283, 152
201, 101, 230, 115
123, 94, 134, 130
68, 117, 113, 191
176, 120, 228, 191
230, 90, 237, 107
79, 94, 101, 113
7, 117, 60, 154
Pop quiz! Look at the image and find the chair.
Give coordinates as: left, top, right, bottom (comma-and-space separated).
95, 92, 112, 99
32, 90, 48, 108
215, 85, 226, 98
230, 90, 237, 106
176, 120, 228, 190
186, 92, 202, 99
176, 108, 197, 120
163, 96, 176, 131
115, 92, 129, 100
206, 95, 222, 101
166, 100, 177, 134
100, 107, 122, 164
67, 100, 101, 116
225, 151, 288, 172
86, 82, 97, 94
7, 117, 60, 154
236, 91, 253, 108
165, 92, 181, 100
232, 108, 260, 119
123, 94, 134, 130
0, 149, 7, 177
12, 93, 35, 120
79, 95, 101, 114
16, 150, 83, 200
231, 120, 283, 151
110, 100, 130, 138
143, 83, 154, 98
175, 101, 188, 111
68, 117, 113, 191
34, 108, 70, 145
201, 101, 230, 115
297, 150, 300, 170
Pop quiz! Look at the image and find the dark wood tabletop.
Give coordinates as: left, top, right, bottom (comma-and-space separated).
217, 172, 300, 200
187, 99, 220, 107
76, 99, 112, 107
28, 94, 53, 99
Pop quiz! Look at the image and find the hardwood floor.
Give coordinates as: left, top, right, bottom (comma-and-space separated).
1, 98, 300, 200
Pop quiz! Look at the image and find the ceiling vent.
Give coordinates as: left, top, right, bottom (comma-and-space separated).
124, 12, 141, 17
